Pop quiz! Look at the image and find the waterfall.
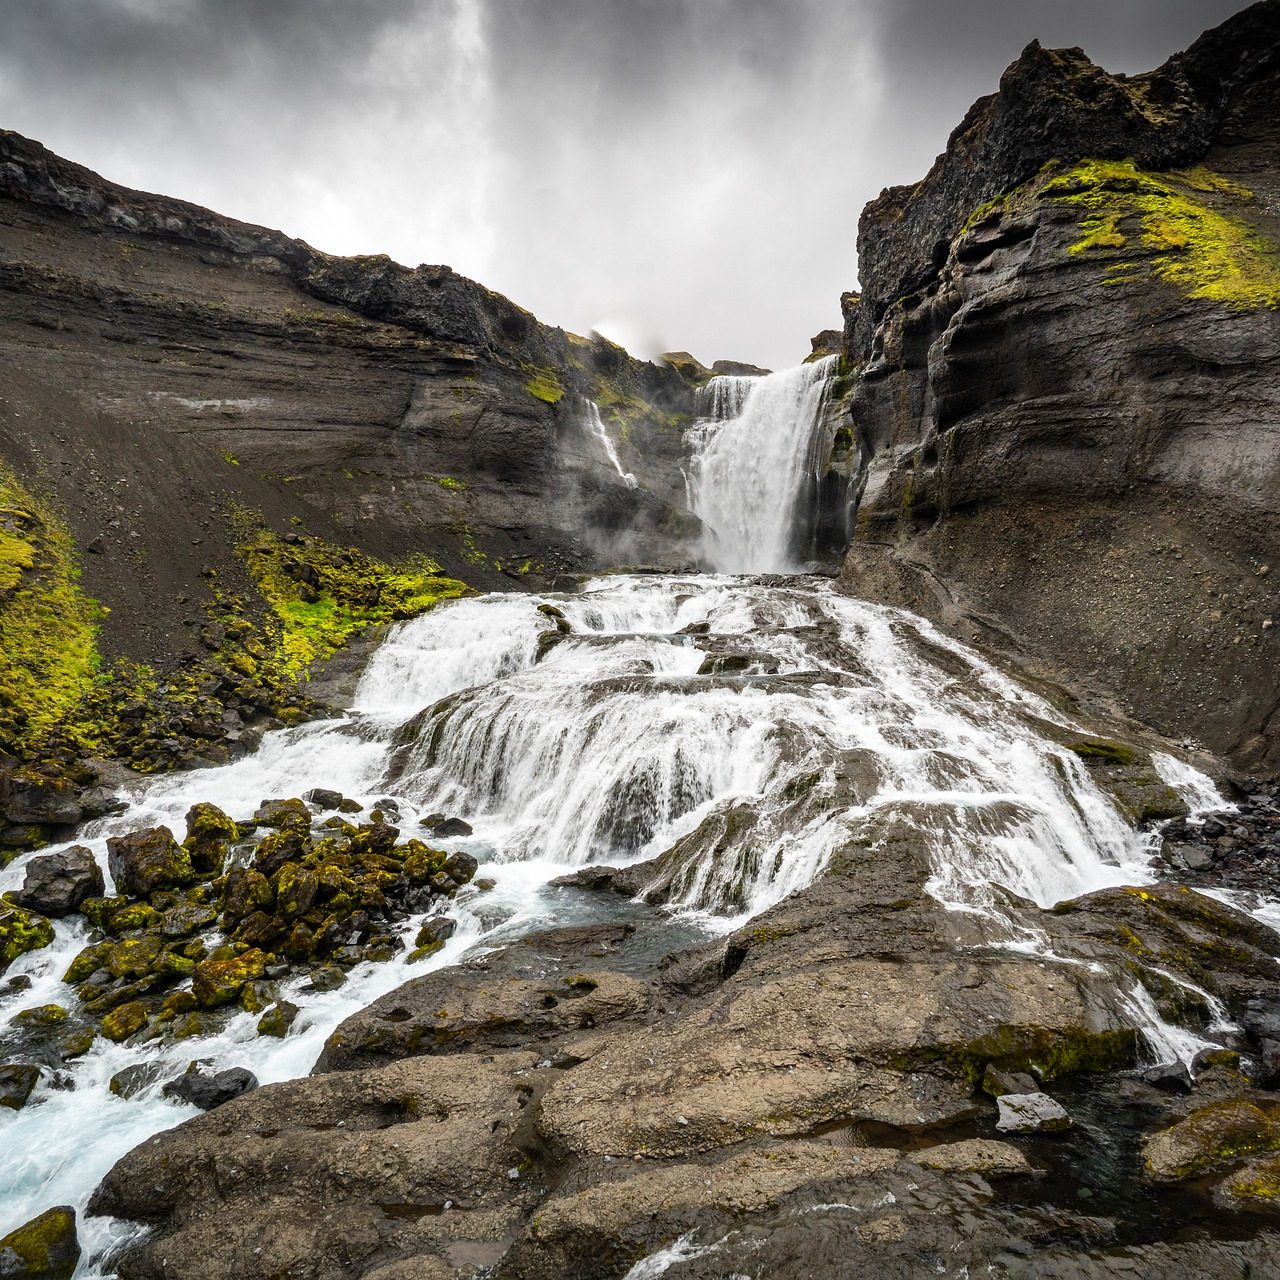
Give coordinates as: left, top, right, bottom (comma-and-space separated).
0, 580, 1242, 1268
684, 356, 837, 573
582, 397, 637, 489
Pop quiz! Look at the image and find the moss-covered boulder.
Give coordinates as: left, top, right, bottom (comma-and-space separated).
220, 866, 274, 921
62, 941, 112, 985
8, 1003, 68, 1029
0, 1205, 80, 1280
192, 947, 268, 1007
0, 904, 54, 974
1217, 1155, 1280, 1214
257, 1000, 299, 1038
182, 802, 239, 875
253, 798, 311, 831
100, 1000, 149, 1042
106, 826, 193, 898
1143, 1097, 1280, 1182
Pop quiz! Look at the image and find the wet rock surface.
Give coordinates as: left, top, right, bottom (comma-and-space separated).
89, 811, 1280, 1279
1155, 780, 1280, 898
0, 1205, 80, 1280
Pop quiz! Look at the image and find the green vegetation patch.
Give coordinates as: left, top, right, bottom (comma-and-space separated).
0, 464, 104, 756
237, 520, 468, 677
523, 365, 565, 405
1041, 158, 1280, 308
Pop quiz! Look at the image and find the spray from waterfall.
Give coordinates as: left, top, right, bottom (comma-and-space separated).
684, 356, 837, 573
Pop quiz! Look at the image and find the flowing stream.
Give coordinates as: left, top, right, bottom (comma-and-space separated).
0, 360, 1242, 1276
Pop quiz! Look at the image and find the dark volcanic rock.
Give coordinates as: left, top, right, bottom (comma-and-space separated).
162, 1065, 258, 1111
843, 3, 1280, 768
14, 846, 103, 917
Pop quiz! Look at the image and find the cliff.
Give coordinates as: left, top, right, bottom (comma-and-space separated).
0, 130, 700, 835
843, 0, 1280, 770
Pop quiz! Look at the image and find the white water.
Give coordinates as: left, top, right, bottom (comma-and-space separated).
582, 397, 637, 489
684, 356, 836, 572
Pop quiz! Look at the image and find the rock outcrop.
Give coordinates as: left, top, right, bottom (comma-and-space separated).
842, 0, 1280, 770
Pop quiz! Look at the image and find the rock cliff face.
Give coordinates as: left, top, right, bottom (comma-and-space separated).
843, 0, 1280, 770
0, 129, 698, 673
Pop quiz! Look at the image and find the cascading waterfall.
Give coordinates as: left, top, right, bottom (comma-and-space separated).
0, 573, 1242, 1272
684, 355, 837, 572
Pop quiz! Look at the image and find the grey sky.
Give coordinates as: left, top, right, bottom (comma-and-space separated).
0, 0, 1252, 368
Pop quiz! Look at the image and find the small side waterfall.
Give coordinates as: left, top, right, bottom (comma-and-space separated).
684, 356, 837, 573
582, 397, 636, 489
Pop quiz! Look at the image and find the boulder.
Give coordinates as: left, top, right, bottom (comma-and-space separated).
182, 803, 239, 874
14, 847, 103, 917
995, 1092, 1072, 1134
1143, 1097, 1280, 1182
0, 1062, 40, 1110
4, 776, 83, 827
192, 949, 267, 1008
100, 1001, 149, 1043
413, 917, 456, 954
0, 1205, 80, 1280
106, 827, 193, 897
430, 817, 473, 838
252, 798, 311, 831
256, 1001, 299, 1038
162, 1065, 258, 1111
109, 1062, 168, 1100
302, 788, 344, 810
0, 906, 54, 975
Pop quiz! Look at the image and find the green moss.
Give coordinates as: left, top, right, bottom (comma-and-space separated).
0, 464, 104, 756
0, 1205, 80, 1279
426, 474, 465, 490
0, 904, 55, 973
236, 520, 469, 678
1066, 735, 1141, 766
962, 191, 1009, 233
1227, 1158, 1280, 1203
523, 365, 565, 404
100, 999, 149, 1041
1041, 159, 1280, 309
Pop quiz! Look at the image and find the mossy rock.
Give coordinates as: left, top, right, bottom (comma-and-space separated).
221, 865, 275, 920
191, 947, 268, 1007
100, 1000, 149, 1042
0, 1204, 81, 1280
9, 1003, 68, 1029
1143, 1097, 1280, 1182
253, 797, 312, 831
0, 1061, 41, 1110
61, 941, 112, 985
59, 1027, 95, 1059
110, 902, 162, 933
1219, 1155, 1280, 1213
0, 904, 54, 974
182, 802, 240, 874
106, 826, 194, 898
257, 1000, 299, 1038
1066, 735, 1142, 766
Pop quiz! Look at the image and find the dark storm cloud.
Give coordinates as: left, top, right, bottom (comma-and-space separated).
0, 0, 1256, 367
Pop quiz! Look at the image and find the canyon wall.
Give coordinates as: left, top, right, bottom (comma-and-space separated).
841, 0, 1280, 771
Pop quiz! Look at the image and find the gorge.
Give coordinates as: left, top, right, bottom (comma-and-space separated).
2, 4, 1280, 1279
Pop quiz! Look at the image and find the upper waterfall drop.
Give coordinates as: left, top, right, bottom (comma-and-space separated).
684, 355, 837, 573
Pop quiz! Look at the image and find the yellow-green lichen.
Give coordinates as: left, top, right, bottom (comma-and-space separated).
0, 465, 104, 756
1041, 159, 1280, 309
237, 520, 469, 678
523, 365, 565, 405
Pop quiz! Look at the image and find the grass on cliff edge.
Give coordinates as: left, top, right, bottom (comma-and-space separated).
1041, 159, 1280, 309
0, 464, 102, 756
237, 520, 469, 677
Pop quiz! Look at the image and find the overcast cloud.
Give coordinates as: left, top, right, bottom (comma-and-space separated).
0, 0, 1252, 367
